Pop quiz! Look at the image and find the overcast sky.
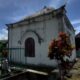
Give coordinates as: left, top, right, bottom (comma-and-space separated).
0, 0, 80, 40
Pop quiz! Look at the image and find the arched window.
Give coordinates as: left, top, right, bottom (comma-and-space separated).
25, 38, 35, 57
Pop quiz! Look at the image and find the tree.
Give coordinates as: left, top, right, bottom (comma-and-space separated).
48, 32, 75, 80
0, 42, 7, 57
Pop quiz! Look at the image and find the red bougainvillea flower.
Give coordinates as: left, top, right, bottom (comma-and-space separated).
59, 32, 68, 39
48, 32, 75, 59
49, 39, 56, 49
57, 40, 63, 49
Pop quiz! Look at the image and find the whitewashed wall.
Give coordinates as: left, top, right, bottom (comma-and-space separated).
63, 16, 76, 61
8, 15, 76, 67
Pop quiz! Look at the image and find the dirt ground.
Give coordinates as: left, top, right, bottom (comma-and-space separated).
66, 58, 80, 80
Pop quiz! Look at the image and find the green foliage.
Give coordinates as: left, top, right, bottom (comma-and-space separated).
0, 42, 6, 53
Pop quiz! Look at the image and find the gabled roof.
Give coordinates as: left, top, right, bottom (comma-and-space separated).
6, 5, 66, 26
76, 32, 80, 38
23, 7, 55, 20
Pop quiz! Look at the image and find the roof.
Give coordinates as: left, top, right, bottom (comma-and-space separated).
76, 32, 80, 38
6, 5, 75, 33
6, 5, 66, 26
23, 7, 55, 20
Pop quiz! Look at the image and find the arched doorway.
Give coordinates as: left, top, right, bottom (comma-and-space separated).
25, 38, 35, 57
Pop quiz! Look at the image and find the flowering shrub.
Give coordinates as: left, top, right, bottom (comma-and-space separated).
48, 32, 74, 60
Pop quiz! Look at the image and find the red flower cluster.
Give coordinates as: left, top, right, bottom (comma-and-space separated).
59, 32, 68, 38
48, 32, 74, 59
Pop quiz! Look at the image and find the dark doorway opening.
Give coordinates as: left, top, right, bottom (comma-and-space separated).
25, 38, 35, 57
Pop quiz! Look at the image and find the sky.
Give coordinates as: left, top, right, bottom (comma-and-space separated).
0, 0, 80, 40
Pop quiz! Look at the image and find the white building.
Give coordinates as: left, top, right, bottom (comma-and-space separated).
6, 6, 76, 67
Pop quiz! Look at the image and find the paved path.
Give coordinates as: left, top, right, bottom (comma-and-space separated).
66, 58, 80, 80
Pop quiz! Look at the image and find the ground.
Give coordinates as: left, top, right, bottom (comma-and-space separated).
1, 58, 80, 80
66, 58, 80, 80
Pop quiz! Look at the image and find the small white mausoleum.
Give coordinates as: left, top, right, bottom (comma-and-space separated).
7, 6, 76, 67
